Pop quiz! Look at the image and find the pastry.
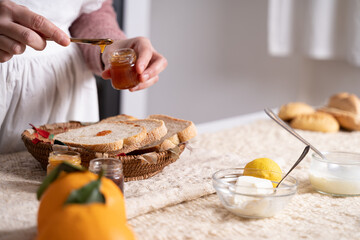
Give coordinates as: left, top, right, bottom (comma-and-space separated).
278, 102, 315, 121
318, 107, 360, 131
290, 112, 339, 133
319, 92, 360, 131
328, 92, 360, 115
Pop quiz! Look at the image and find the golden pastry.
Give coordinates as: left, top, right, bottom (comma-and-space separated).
318, 92, 360, 131
278, 102, 315, 121
290, 112, 339, 133
328, 92, 360, 115
318, 107, 360, 131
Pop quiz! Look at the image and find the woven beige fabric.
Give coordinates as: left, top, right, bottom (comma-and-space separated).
128, 119, 360, 240
1, 120, 360, 240
0, 142, 237, 239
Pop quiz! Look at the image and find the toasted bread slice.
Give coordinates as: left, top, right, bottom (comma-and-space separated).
54, 122, 147, 153
133, 114, 197, 153
130, 119, 168, 145
100, 116, 168, 148
100, 114, 137, 123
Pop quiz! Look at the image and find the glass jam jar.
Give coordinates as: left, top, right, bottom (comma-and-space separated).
109, 48, 139, 90
47, 151, 81, 175
89, 158, 124, 194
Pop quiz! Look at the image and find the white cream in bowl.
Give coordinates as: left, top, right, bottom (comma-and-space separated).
309, 151, 360, 196
212, 168, 297, 218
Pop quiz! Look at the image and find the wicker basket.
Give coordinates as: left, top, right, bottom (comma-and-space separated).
21, 121, 185, 181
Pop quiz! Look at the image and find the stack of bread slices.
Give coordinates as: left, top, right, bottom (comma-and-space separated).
54, 114, 197, 155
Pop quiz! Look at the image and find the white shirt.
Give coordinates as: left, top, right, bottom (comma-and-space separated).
0, 0, 106, 153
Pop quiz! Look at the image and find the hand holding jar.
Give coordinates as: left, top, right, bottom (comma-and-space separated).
101, 37, 168, 91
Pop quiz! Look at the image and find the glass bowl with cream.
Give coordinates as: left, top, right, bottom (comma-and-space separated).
212, 168, 297, 218
309, 151, 360, 197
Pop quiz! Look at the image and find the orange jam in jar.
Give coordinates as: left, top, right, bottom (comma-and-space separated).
109, 48, 139, 90
47, 151, 81, 175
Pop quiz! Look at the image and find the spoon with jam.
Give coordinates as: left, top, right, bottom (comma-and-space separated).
47, 38, 114, 53
69, 38, 114, 53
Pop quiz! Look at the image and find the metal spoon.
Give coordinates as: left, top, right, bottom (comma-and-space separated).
47, 38, 114, 47
69, 38, 114, 46
264, 108, 326, 159
47, 37, 113, 53
276, 145, 310, 188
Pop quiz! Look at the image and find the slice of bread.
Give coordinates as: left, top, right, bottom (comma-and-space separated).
130, 119, 168, 145
100, 114, 137, 123
100, 115, 168, 148
54, 122, 147, 153
133, 114, 197, 153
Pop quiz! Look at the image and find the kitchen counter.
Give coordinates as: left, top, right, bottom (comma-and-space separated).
1, 112, 360, 240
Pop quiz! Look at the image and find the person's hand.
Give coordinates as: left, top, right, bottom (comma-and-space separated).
0, 0, 70, 62
101, 37, 167, 92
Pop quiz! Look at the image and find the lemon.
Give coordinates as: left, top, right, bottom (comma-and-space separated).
243, 158, 282, 187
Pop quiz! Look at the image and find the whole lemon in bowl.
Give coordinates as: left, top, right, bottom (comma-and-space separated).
243, 158, 282, 187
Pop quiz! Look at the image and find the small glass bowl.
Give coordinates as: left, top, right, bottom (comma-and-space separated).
309, 151, 360, 197
212, 168, 297, 219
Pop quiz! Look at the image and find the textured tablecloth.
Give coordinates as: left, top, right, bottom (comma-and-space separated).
1, 119, 360, 240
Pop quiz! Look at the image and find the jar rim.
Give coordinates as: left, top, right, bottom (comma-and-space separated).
109, 48, 136, 63
50, 150, 80, 157
312, 151, 360, 165
89, 158, 123, 171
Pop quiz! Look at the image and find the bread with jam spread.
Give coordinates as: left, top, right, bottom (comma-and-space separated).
55, 114, 196, 154
54, 122, 147, 153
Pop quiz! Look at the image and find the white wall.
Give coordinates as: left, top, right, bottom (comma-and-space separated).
307, 60, 360, 105
144, 0, 360, 124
